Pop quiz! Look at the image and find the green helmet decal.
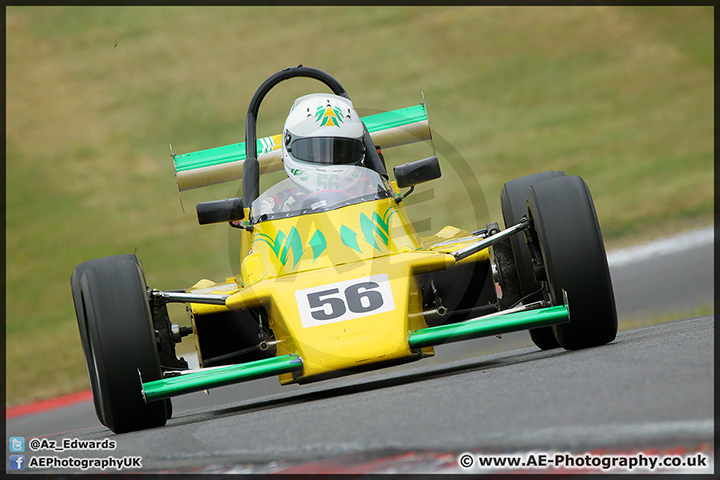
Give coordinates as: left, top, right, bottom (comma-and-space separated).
315, 102, 344, 127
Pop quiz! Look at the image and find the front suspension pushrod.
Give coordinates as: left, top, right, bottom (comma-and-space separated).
150, 289, 229, 306
452, 219, 530, 261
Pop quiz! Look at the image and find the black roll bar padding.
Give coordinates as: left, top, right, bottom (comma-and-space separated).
362, 123, 388, 179
242, 66, 350, 206
243, 111, 260, 205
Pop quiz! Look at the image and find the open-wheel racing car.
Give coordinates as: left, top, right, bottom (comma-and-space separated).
71, 66, 617, 433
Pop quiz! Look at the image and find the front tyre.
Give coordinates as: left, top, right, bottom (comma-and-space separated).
500, 171, 566, 350
70, 254, 167, 433
527, 176, 618, 350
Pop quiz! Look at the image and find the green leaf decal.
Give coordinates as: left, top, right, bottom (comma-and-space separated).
383, 205, 399, 224
341, 225, 363, 254
308, 229, 327, 262
359, 206, 397, 251
360, 213, 382, 251
255, 232, 284, 258
282, 227, 304, 268
315, 102, 344, 128
255, 227, 304, 268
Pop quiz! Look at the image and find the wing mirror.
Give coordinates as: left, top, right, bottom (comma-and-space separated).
196, 197, 244, 225
394, 156, 441, 188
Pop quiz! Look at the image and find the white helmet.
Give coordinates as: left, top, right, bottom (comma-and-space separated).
282, 93, 366, 184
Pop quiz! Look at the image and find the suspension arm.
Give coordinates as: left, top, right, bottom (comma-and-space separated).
149, 289, 229, 306
452, 219, 530, 262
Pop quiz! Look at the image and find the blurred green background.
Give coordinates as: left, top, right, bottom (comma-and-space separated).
6, 6, 713, 406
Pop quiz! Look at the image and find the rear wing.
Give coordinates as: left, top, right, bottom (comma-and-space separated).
172, 104, 432, 192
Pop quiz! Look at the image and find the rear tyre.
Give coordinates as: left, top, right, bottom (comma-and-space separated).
500, 171, 565, 350
71, 254, 167, 433
527, 176, 618, 350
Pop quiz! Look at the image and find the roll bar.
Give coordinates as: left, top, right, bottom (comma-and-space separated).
242, 66, 348, 206
242, 66, 387, 205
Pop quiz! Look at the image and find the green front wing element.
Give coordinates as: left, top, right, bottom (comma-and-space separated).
172, 104, 431, 191
408, 305, 570, 349
141, 354, 303, 402
140, 307, 568, 402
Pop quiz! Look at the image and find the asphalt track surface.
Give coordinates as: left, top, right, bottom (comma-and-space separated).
5, 226, 715, 474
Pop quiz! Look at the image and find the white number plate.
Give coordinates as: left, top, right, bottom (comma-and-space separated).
295, 274, 396, 328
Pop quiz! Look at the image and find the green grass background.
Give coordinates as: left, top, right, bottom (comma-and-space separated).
6, 6, 713, 406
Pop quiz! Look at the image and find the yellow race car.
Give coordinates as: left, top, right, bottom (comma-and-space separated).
71, 66, 617, 434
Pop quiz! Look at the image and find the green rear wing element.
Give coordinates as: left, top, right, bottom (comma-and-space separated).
172, 104, 432, 191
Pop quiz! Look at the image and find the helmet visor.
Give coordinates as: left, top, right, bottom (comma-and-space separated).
289, 137, 365, 165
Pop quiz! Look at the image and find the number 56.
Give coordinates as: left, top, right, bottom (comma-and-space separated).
307, 282, 384, 321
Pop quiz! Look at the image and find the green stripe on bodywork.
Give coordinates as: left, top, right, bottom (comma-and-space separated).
173, 105, 427, 172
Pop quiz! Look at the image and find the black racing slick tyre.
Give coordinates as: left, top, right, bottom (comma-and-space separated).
527, 176, 618, 350
71, 254, 167, 433
500, 171, 566, 350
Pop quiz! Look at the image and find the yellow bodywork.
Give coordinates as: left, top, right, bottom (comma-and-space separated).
244, 197, 421, 283
188, 195, 490, 384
